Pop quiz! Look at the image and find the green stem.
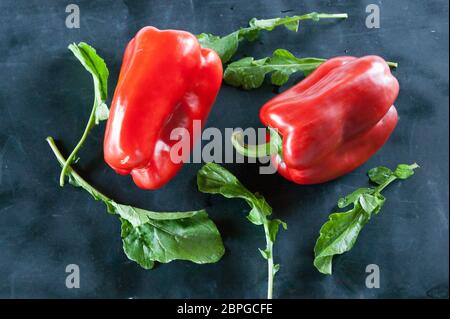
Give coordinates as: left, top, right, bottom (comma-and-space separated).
271, 13, 349, 25
231, 128, 282, 159
238, 12, 348, 39
375, 175, 397, 193
263, 221, 274, 299
310, 13, 349, 19
270, 12, 349, 25
231, 131, 274, 158
59, 95, 98, 187
47, 136, 110, 202
387, 61, 398, 68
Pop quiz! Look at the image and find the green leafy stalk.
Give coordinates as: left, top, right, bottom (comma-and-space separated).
47, 137, 225, 269
313, 163, 419, 275
198, 12, 348, 64
197, 163, 287, 299
59, 42, 110, 186
224, 49, 399, 90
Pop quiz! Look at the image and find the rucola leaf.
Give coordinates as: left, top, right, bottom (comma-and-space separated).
314, 205, 371, 275
224, 49, 326, 89
197, 163, 287, 299
198, 12, 348, 63
224, 49, 399, 90
68, 42, 109, 106
120, 209, 225, 269
314, 163, 419, 275
59, 42, 110, 186
47, 137, 225, 270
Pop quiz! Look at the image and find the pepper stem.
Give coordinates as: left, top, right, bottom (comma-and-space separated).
387, 61, 399, 68
231, 131, 275, 158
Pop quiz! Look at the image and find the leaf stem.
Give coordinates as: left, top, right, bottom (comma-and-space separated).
239, 12, 348, 38
59, 94, 98, 187
312, 13, 349, 19
269, 12, 349, 25
375, 175, 397, 193
47, 136, 110, 202
263, 221, 274, 299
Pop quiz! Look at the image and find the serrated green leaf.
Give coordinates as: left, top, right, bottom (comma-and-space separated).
223, 48, 396, 90
197, 162, 253, 199
224, 49, 326, 89
197, 32, 240, 64
197, 164, 272, 220
313, 163, 419, 275
198, 12, 347, 64
68, 42, 109, 102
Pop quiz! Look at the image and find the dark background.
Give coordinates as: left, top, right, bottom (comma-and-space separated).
0, 0, 448, 299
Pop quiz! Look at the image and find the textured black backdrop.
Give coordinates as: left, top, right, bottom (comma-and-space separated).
0, 0, 448, 298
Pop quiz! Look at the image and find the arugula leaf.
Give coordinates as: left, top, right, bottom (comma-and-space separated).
224, 49, 399, 90
197, 163, 287, 299
47, 137, 225, 269
224, 49, 326, 89
197, 32, 241, 65
198, 12, 348, 63
120, 209, 224, 269
314, 163, 419, 275
59, 42, 110, 186
68, 42, 108, 107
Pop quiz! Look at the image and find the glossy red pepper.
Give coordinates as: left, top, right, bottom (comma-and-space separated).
104, 27, 222, 189
259, 55, 399, 184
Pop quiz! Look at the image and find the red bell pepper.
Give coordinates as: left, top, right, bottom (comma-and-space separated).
235, 56, 399, 184
104, 27, 223, 189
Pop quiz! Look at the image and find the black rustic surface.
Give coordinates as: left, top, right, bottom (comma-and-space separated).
0, 0, 448, 298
